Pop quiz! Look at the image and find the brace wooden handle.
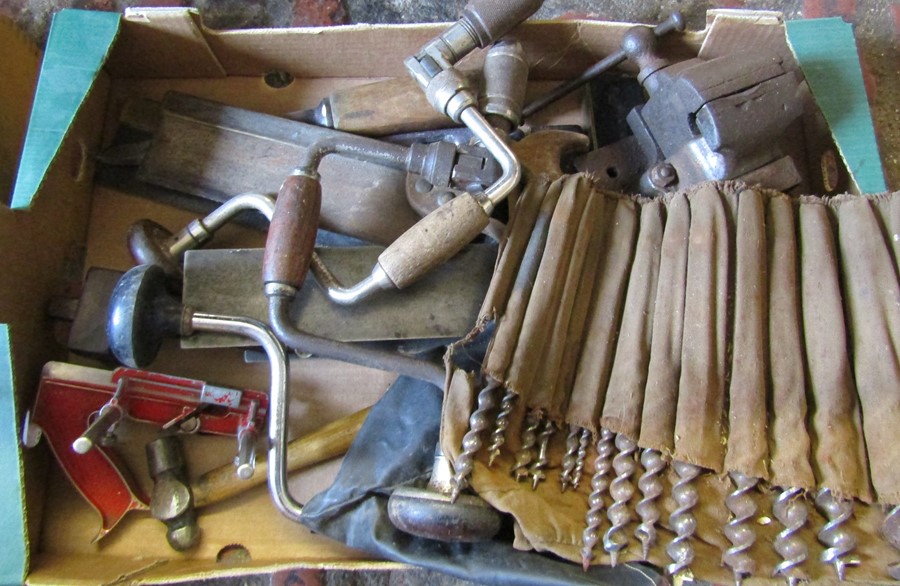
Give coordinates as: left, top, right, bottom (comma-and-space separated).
263, 173, 321, 289
329, 77, 454, 136
192, 407, 370, 508
377, 193, 491, 290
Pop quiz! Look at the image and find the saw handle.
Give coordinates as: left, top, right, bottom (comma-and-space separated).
263, 173, 321, 290
377, 193, 491, 289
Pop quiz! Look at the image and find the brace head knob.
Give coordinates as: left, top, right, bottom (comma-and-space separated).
107, 264, 189, 368
387, 486, 502, 542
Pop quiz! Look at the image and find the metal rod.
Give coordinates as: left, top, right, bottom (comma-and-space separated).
169, 192, 276, 256
459, 106, 520, 212
299, 135, 409, 177
189, 313, 303, 522
521, 12, 685, 118
267, 294, 445, 388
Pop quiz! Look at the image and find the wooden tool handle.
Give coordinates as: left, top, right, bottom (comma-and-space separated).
263, 173, 321, 289
329, 77, 455, 136
461, 0, 544, 47
192, 407, 370, 508
377, 193, 491, 289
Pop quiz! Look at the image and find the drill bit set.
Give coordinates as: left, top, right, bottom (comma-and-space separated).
442, 174, 900, 583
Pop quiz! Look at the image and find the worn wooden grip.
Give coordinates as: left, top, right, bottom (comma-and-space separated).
378, 193, 491, 289
263, 173, 321, 289
330, 77, 453, 136
192, 407, 370, 508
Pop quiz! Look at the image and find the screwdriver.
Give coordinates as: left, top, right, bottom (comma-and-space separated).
286, 76, 462, 136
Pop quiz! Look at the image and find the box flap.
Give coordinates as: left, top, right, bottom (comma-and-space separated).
786, 17, 887, 194
106, 8, 226, 79
0, 324, 27, 585
10, 9, 119, 210
0, 16, 41, 205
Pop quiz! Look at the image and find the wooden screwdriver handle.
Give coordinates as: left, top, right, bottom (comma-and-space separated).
262, 173, 321, 290
192, 407, 371, 508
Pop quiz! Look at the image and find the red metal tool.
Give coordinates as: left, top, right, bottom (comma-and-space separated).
22, 361, 268, 541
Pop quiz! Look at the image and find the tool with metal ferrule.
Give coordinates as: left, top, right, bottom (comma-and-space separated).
126, 187, 497, 345
121, 189, 451, 384
182, 245, 496, 347
405, 37, 528, 219
102, 92, 506, 247
309, 0, 542, 304
105, 264, 307, 523
21, 361, 268, 541
260, 127, 510, 308
288, 75, 468, 136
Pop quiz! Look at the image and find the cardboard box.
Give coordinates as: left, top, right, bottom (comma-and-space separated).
1, 7, 885, 584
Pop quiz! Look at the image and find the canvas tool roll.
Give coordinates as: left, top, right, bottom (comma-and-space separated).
442, 173, 900, 583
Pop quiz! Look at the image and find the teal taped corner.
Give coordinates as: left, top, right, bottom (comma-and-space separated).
786, 18, 887, 194
10, 9, 120, 210
0, 325, 27, 585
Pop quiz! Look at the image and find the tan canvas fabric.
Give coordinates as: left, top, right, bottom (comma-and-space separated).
505, 176, 588, 401
638, 192, 690, 454
798, 202, 873, 502
443, 174, 900, 583
672, 184, 730, 472
599, 200, 665, 439
479, 177, 552, 321
483, 178, 563, 382
565, 199, 639, 432
723, 189, 770, 480
546, 189, 612, 419
531, 182, 607, 418
765, 196, 815, 491
835, 197, 900, 504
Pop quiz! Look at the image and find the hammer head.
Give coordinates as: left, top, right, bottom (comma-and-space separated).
146, 435, 200, 551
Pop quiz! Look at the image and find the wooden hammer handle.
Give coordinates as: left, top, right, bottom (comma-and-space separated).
192, 407, 370, 508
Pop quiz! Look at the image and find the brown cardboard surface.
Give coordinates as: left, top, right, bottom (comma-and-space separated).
1, 75, 112, 574
0, 16, 41, 204
105, 14, 704, 81
37, 357, 392, 563
10, 9, 840, 584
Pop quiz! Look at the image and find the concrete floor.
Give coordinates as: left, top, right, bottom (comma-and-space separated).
2, 1, 898, 585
